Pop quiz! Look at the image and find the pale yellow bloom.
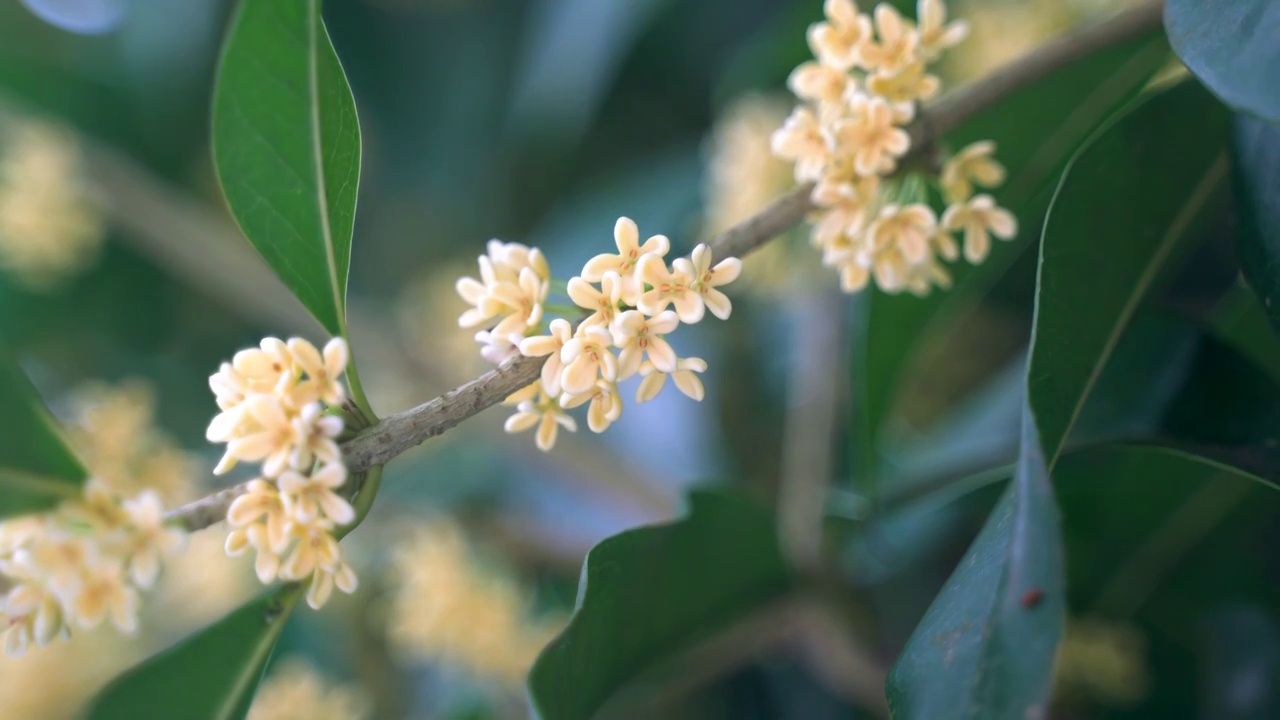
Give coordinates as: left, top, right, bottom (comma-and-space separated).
278, 464, 354, 527
611, 309, 679, 379
559, 324, 619, 395
118, 491, 185, 590
787, 61, 856, 108
807, 0, 872, 71
567, 271, 623, 328
473, 327, 522, 365
866, 202, 939, 268
810, 175, 880, 251
703, 95, 794, 238
304, 560, 358, 611
677, 243, 742, 320
637, 253, 703, 323
771, 106, 830, 183
248, 658, 367, 720
561, 379, 623, 433
278, 521, 342, 583
940, 140, 1007, 202
214, 395, 300, 477
916, 0, 968, 60
1, 580, 65, 655
503, 389, 577, 452
518, 318, 574, 396
288, 403, 344, 471
456, 241, 551, 347
941, 194, 1017, 263
288, 337, 349, 407
1054, 618, 1150, 709
226, 478, 291, 560
865, 61, 940, 118
832, 96, 911, 177
232, 337, 296, 398
67, 563, 138, 633
581, 217, 670, 304
856, 4, 919, 72
636, 357, 708, 403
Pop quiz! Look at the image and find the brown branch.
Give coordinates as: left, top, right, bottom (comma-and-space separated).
164, 0, 1164, 531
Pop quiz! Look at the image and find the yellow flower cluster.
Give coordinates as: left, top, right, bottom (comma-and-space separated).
1053, 618, 1150, 708
456, 219, 739, 451
0, 120, 104, 290
0, 480, 184, 656
247, 658, 367, 720
206, 337, 359, 609
771, 0, 1016, 296
386, 521, 563, 684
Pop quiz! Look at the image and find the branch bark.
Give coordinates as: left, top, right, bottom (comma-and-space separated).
165, 0, 1164, 531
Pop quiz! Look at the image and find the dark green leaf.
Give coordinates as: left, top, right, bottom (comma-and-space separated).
1233, 114, 1280, 338
528, 491, 789, 720
212, 0, 360, 336
0, 353, 85, 516
886, 413, 1063, 720
1027, 80, 1230, 462
857, 29, 1169, 474
1166, 0, 1280, 121
88, 588, 301, 720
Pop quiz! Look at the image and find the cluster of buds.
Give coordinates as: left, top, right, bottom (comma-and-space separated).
771, 0, 1016, 296
456, 218, 740, 451
205, 337, 358, 609
0, 481, 184, 655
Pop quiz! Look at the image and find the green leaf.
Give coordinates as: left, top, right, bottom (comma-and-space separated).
0, 354, 85, 516
88, 587, 301, 720
1026, 80, 1230, 462
528, 491, 789, 720
856, 29, 1169, 474
1232, 114, 1280, 338
1166, 0, 1280, 121
886, 413, 1063, 720
212, 0, 360, 336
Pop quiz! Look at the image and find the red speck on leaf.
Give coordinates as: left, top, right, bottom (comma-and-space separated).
1021, 588, 1044, 608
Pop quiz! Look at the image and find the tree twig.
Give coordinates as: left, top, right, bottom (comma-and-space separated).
164, 0, 1165, 531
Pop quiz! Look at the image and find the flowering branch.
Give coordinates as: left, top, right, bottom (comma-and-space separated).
165, 0, 1162, 533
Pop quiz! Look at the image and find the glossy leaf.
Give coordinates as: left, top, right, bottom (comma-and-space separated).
0, 353, 85, 516
1233, 114, 1280, 337
528, 491, 789, 720
857, 29, 1169, 472
88, 588, 301, 720
1166, 0, 1280, 121
212, 0, 360, 336
1026, 80, 1229, 462
887, 413, 1063, 720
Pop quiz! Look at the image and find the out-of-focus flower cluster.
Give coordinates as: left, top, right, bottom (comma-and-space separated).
386, 520, 563, 684
456, 219, 739, 452
1053, 617, 1151, 709
206, 337, 359, 609
771, 0, 1017, 296
247, 658, 367, 720
0, 480, 184, 656
0, 120, 105, 290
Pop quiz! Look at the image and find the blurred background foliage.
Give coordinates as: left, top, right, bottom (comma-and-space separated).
0, 0, 1275, 718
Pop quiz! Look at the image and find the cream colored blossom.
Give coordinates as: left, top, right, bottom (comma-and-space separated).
560, 324, 618, 395
214, 395, 299, 477
866, 202, 939, 267
305, 560, 358, 611
787, 61, 856, 108
1, 580, 64, 656
561, 379, 623, 433
278, 464, 354, 527
278, 521, 341, 583
518, 318, 573, 395
288, 337, 349, 407
248, 658, 368, 720
865, 61, 940, 119
288, 403, 343, 471
473, 328, 522, 365
941, 194, 1017, 263
611, 310, 679, 379
68, 564, 138, 633
810, 175, 880, 250
119, 491, 185, 589
226, 478, 291, 569
704, 95, 794, 239
581, 217, 670, 303
678, 244, 742, 321
941, 141, 1007, 202
456, 241, 551, 345
636, 357, 709, 403
808, 0, 872, 71
637, 253, 703, 323
771, 106, 830, 183
856, 4, 919, 72
567, 271, 623, 328
225, 522, 281, 585
916, 0, 969, 60
504, 389, 577, 452
832, 96, 910, 177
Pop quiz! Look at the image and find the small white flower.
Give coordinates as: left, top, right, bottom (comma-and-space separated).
474, 328, 522, 365
560, 379, 623, 433
941, 194, 1017, 264
120, 491, 185, 589
567, 271, 623, 328
305, 560, 358, 610
503, 390, 577, 452
216, 395, 299, 478
637, 254, 704, 323
289, 403, 344, 471
581, 217, 670, 304
940, 141, 1007, 203
518, 318, 574, 396
807, 0, 873, 71
787, 61, 856, 108
856, 4, 919, 73
231, 337, 296, 397
278, 464, 355, 527
677, 244, 742, 321
916, 0, 968, 60
771, 106, 831, 183
288, 337, 348, 406
559, 325, 619, 395
832, 96, 911, 177
636, 357, 709, 403
611, 310, 679, 380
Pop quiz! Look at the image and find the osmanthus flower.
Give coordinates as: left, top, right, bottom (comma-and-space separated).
940, 141, 1007, 203
567, 272, 624, 329
288, 403, 344, 471
560, 379, 623, 433
865, 203, 939, 268
248, 658, 369, 720
636, 357, 709, 403
560, 325, 619, 395
788, 61, 856, 108
278, 521, 341, 583
225, 522, 282, 584
232, 337, 296, 397
866, 61, 940, 120
611, 310, 679, 380
832, 96, 911, 177
304, 560, 358, 611
473, 328, 522, 365
278, 464, 355, 527
941, 194, 1018, 263
288, 337, 349, 407
226, 479, 291, 558
637, 254, 703, 323
214, 395, 300, 477
810, 175, 880, 250
772, 106, 832, 183
518, 318, 573, 396
678, 244, 742, 321
581, 217, 670, 304
118, 491, 186, 589
856, 3, 920, 73
0, 579, 64, 656
67, 563, 138, 633
808, 0, 872, 71
455, 241, 551, 338
915, 0, 969, 60
503, 389, 577, 452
